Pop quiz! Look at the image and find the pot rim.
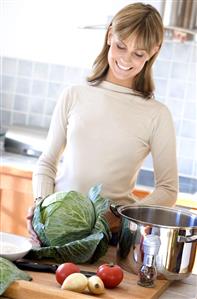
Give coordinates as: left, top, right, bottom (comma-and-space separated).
116, 205, 197, 229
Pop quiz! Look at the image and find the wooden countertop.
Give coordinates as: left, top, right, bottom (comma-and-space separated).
1, 151, 37, 176
0, 164, 33, 179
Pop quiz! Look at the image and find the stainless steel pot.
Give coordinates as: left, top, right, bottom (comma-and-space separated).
110, 205, 197, 280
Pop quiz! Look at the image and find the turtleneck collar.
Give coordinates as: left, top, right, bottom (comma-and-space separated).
98, 80, 144, 97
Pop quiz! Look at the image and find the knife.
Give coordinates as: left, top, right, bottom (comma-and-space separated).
14, 260, 96, 277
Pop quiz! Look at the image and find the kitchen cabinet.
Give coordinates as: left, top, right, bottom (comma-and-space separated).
0, 165, 33, 237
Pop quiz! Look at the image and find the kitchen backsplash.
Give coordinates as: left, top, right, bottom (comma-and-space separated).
1, 39, 196, 193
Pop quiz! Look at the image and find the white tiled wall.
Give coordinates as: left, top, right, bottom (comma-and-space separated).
147, 40, 197, 180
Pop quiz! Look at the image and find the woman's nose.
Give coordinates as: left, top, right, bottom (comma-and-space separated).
119, 55, 132, 65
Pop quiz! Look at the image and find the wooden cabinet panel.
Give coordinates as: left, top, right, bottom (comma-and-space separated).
0, 189, 33, 236
1, 174, 32, 194
0, 168, 33, 237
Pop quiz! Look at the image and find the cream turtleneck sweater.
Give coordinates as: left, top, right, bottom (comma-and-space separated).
32, 81, 178, 206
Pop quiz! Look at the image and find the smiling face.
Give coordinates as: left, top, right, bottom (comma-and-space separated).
106, 29, 159, 88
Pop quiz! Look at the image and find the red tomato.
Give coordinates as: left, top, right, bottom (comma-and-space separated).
55, 262, 80, 285
96, 263, 124, 288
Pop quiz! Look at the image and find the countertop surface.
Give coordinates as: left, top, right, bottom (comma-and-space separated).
1, 151, 38, 172
158, 275, 196, 299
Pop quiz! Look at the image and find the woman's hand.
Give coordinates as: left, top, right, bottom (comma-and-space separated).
26, 205, 41, 246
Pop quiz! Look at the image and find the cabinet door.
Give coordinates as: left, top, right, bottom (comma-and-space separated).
0, 173, 33, 237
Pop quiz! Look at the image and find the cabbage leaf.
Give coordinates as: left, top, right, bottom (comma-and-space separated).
0, 257, 32, 296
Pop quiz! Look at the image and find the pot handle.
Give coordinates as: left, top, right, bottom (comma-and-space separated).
110, 203, 122, 217
177, 235, 197, 243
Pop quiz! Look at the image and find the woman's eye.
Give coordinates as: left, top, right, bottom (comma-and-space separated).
116, 43, 125, 49
135, 53, 144, 58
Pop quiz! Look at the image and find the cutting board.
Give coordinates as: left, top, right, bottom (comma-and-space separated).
3, 247, 170, 299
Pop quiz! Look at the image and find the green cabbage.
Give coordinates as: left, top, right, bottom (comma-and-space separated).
28, 185, 111, 263
33, 190, 96, 246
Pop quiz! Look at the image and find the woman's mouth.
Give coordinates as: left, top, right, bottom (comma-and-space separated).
116, 61, 133, 71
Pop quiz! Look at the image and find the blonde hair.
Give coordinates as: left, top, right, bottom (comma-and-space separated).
87, 3, 164, 98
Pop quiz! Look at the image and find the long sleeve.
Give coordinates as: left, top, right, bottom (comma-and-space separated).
32, 88, 71, 199
141, 105, 178, 206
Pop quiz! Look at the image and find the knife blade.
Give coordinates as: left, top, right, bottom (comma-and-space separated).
14, 260, 96, 277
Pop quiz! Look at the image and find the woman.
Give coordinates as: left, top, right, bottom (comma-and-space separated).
27, 3, 178, 244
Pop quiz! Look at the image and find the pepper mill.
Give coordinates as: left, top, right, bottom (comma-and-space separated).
137, 234, 161, 288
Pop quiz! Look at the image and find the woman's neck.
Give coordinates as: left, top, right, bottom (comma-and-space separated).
105, 71, 133, 89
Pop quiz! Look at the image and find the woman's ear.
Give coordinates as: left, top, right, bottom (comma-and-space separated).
107, 26, 113, 46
